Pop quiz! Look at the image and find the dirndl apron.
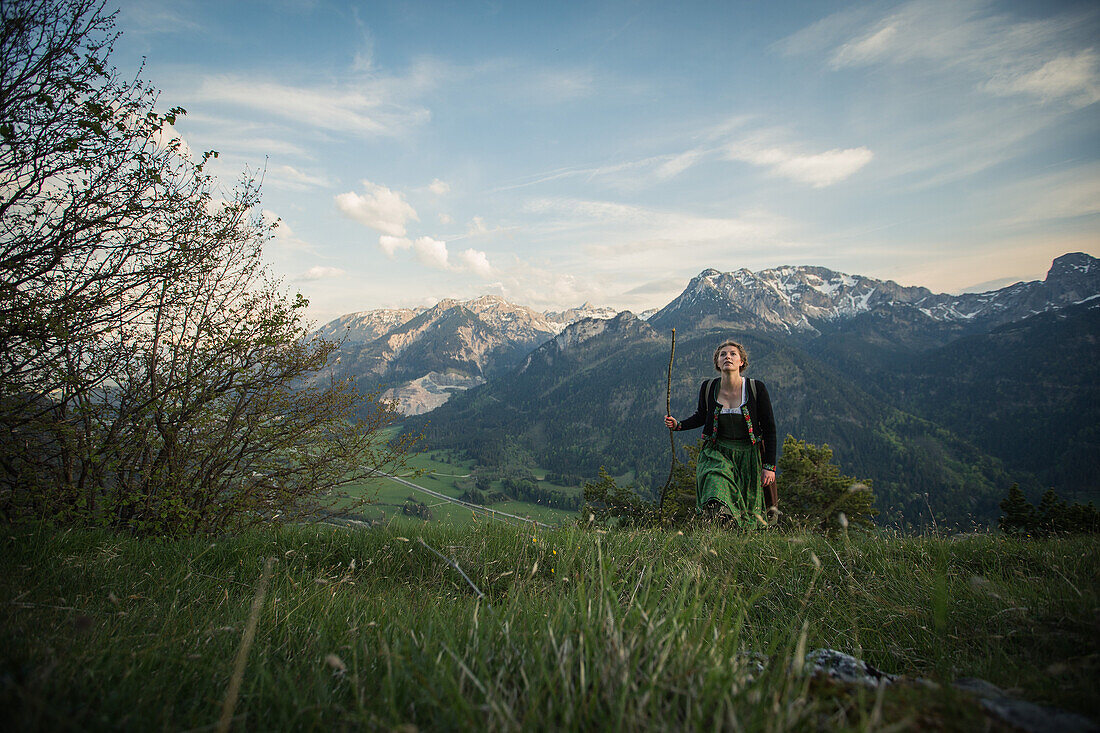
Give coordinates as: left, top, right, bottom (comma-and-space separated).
696, 412, 767, 529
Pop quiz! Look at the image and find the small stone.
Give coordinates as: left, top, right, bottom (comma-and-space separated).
804, 649, 897, 687
953, 677, 1006, 699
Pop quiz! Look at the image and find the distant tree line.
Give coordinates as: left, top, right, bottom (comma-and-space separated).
999, 485, 1100, 536
451, 466, 582, 511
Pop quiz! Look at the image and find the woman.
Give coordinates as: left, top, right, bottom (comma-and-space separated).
664, 339, 777, 528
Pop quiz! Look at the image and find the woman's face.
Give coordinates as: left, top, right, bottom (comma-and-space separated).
716, 345, 743, 372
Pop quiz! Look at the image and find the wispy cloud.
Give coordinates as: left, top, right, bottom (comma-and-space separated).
520, 197, 794, 282
774, 0, 1098, 190
529, 68, 597, 103
724, 139, 873, 188
992, 162, 1100, 226
985, 49, 1100, 107
193, 72, 431, 138
267, 164, 332, 191
787, 0, 1100, 108
262, 210, 319, 254
119, 1, 202, 34
296, 266, 345, 281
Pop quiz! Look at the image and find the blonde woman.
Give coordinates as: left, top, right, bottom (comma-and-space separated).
664, 340, 777, 527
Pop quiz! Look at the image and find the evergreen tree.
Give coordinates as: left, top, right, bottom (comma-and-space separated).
1035, 488, 1067, 535
777, 435, 877, 532
998, 484, 1036, 536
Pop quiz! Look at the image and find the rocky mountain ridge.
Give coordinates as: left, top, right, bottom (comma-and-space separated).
648, 253, 1099, 336
313, 307, 423, 344
319, 252, 1098, 417
544, 301, 621, 326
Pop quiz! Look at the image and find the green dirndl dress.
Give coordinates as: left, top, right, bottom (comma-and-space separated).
696, 410, 767, 529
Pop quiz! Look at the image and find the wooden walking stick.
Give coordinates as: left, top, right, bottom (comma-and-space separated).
658, 328, 676, 516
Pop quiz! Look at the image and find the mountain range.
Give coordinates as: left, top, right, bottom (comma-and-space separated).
317, 253, 1099, 526
314, 296, 625, 414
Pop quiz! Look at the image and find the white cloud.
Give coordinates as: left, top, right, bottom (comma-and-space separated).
297, 266, 345, 281
719, 138, 873, 187
429, 178, 450, 195
263, 210, 292, 239
378, 235, 412, 257
438, 213, 453, 225
413, 236, 450, 269
336, 181, 418, 236
378, 233, 494, 278
150, 121, 193, 158
458, 248, 493, 278
483, 264, 604, 310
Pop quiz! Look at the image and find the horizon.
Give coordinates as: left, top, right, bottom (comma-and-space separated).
112, 0, 1099, 322
315, 250, 1089, 322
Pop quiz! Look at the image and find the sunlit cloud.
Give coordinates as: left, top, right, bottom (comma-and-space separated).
413, 236, 449, 269
379, 234, 494, 278
378, 235, 412, 258
336, 181, 418, 236
458, 248, 493, 278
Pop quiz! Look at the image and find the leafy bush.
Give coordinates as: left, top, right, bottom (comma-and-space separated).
0, 0, 415, 535
582, 468, 656, 527
586, 436, 877, 532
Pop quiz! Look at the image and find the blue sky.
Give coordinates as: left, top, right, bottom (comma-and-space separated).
113, 0, 1099, 323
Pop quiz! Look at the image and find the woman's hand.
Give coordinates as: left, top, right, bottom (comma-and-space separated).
664, 415, 678, 430
762, 469, 776, 487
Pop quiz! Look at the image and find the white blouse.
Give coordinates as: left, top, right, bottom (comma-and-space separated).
718, 380, 748, 413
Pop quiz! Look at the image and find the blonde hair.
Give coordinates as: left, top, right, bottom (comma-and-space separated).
712, 340, 748, 373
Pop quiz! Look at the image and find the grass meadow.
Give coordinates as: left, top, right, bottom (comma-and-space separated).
2, 520, 1097, 731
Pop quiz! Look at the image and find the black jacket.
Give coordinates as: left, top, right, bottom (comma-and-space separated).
675, 377, 777, 470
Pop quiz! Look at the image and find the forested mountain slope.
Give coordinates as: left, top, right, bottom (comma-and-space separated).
406, 314, 1017, 527
392, 253, 1097, 526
